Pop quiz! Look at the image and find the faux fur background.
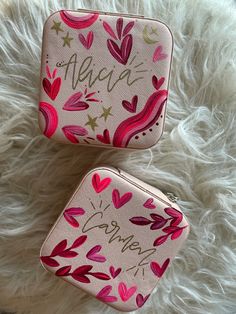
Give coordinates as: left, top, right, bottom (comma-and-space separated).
0, 0, 236, 313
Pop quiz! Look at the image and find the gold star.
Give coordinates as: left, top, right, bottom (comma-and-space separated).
85, 115, 98, 131
51, 20, 63, 35
100, 106, 113, 121
62, 32, 73, 47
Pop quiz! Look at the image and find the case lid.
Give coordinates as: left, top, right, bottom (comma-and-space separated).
39, 10, 173, 149
40, 167, 189, 311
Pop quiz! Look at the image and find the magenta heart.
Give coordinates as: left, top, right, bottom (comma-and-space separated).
136, 293, 150, 308
153, 45, 168, 63
63, 92, 89, 111
122, 95, 138, 113
43, 77, 61, 100
78, 31, 94, 49
152, 75, 165, 91
112, 189, 132, 209
150, 258, 170, 278
107, 34, 133, 65
143, 198, 156, 209
118, 282, 137, 302
63, 207, 85, 228
109, 266, 122, 279
92, 173, 111, 193
96, 129, 111, 144
86, 245, 106, 263
96, 285, 118, 303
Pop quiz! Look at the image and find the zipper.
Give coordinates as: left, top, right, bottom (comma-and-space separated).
77, 8, 144, 19
164, 192, 179, 203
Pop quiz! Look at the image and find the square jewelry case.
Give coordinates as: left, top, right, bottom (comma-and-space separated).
40, 167, 189, 311
38, 9, 173, 149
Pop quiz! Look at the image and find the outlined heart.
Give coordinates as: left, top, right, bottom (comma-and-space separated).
96, 129, 111, 144
118, 282, 137, 302
136, 293, 150, 308
43, 77, 61, 100
107, 34, 133, 65
63, 207, 85, 228
152, 75, 165, 91
122, 95, 138, 113
86, 245, 106, 263
153, 45, 168, 62
112, 189, 132, 209
96, 285, 118, 303
78, 31, 94, 49
150, 258, 170, 278
109, 266, 122, 279
143, 198, 156, 209
92, 173, 111, 193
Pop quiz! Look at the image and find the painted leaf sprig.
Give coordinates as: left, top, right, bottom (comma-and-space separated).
103, 18, 134, 65
55, 264, 111, 283
40, 235, 87, 267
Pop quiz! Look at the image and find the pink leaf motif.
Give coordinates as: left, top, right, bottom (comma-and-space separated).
86, 245, 106, 263
63, 207, 85, 228
73, 265, 93, 275
55, 265, 71, 276
150, 218, 167, 230
164, 207, 183, 226
112, 189, 132, 209
152, 75, 165, 90
143, 198, 156, 209
40, 256, 59, 267
153, 45, 168, 63
136, 293, 150, 308
90, 272, 110, 280
71, 235, 87, 249
103, 21, 118, 40
92, 173, 111, 193
62, 125, 88, 143
52, 68, 57, 79
78, 31, 94, 49
150, 258, 170, 278
46, 65, 52, 79
109, 266, 121, 279
71, 274, 90, 283
96, 285, 118, 303
51, 239, 67, 256
129, 216, 152, 226
153, 234, 169, 246
116, 18, 123, 40
58, 250, 78, 258
118, 282, 137, 302
123, 21, 134, 37
63, 92, 89, 111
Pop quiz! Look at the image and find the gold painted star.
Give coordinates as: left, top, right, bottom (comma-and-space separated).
51, 20, 63, 35
62, 32, 73, 47
85, 115, 98, 131
100, 106, 113, 121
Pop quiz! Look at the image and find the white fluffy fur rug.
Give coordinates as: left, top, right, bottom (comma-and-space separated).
0, 0, 236, 313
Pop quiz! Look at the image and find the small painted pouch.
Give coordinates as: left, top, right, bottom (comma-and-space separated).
40, 167, 189, 312
38, 9, 173, 149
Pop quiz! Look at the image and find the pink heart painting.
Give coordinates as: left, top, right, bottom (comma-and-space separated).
107, 34, 133, 65
150, 258, 170, 278
136, 293, 150, 308
86, 245, 106, 263
96, 129, 111, 144
92, 173, 112, 193
109, 266, 122, 279
78, 31, 94, 49
43, 77, 61, 100
96, 285, 118, 303
118, 282, 137, 302
122, 95, 138, 113
143, 198, 156, 209
112, 189, 132, 209
153, 45, 168, 63
63, 207, 85, 228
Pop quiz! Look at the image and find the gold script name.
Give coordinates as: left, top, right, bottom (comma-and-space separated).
56, 54, 144, 92
82, 211, 156, 267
